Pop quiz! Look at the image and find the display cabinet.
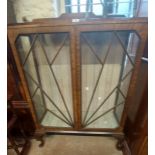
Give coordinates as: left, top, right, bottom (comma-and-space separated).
8, 14, 148, 149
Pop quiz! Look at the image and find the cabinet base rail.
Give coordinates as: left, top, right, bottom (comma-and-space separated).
33, 129, 131, 154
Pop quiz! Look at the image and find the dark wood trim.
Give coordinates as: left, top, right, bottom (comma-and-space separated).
70, 27, 80, 130
7, 39, 24, 100
8, 17, 147, 29
74, 26, 82, 130
45, 130, 124, 136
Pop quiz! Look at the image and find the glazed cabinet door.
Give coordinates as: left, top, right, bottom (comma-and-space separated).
76, 22, 147, 131
8, 26, 77, 129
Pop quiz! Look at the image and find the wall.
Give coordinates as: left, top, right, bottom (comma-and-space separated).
10, 0, 65, 22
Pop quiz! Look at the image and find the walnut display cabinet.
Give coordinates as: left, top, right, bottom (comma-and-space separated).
8, 14, 147, 148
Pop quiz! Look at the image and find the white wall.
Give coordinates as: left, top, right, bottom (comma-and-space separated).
12, 0, 65, 22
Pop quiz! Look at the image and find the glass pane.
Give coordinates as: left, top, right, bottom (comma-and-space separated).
25, 75, 38, 96
115, 104, 124, 122
81, 33, 102, 118
81, 31, 140, 129
16, 32, 73, 128
16, 35, 39, 83
52, 38, 73, 117
72, 0, 78, 13
44, 95, 66, 116
86, 110, 119, 128
42, 111, 70, 127
16, 36, 32, 63
114, 71, 132, 123
120, 71, 132, 97
32, 88, 46, 121
117, 31, 139, 78
80, 0, 86, 12
84, 90, 124, 128
116, 0, 133, 17
93, 4, 103, 16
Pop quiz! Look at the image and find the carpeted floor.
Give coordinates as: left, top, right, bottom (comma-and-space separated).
8, 135, 123, 155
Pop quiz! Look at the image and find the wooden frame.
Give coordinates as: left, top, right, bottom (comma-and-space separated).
7, 15, 148, 140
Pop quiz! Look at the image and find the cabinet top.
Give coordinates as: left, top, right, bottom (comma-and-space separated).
8, 13, 147, 30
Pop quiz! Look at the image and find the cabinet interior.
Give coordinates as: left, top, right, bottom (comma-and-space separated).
15, 29, 140, 129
